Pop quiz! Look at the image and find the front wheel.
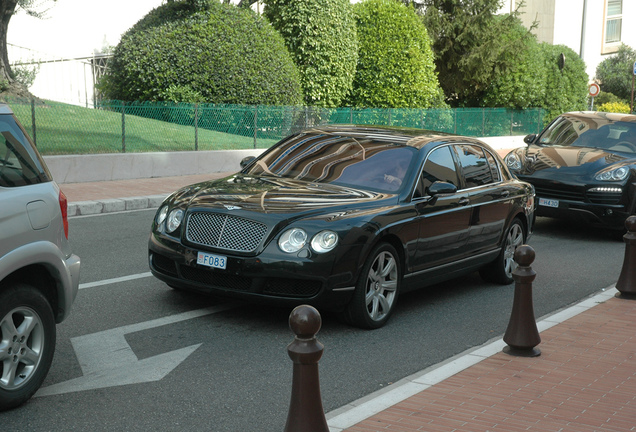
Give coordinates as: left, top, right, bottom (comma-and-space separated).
343, 243, 401, 329
0, 284, 56, 411
480, 219, 525, 285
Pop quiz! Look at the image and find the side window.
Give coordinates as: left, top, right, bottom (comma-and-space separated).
485, 150, 501, 183
455, 144, 493, 188
416, 146, 459, 197
0, 116, 48, 187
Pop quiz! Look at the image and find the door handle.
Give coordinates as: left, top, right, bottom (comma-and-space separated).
459, 197, 470, 206
501, 190, 510, 198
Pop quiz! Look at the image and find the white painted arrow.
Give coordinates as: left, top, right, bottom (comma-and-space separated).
36, 303, 238, 397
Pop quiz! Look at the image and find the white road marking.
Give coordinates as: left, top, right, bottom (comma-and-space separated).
79, 272, 153, 289
36, 303, 240, 397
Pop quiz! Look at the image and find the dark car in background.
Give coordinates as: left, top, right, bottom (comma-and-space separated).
0, 104, 80, 410
504, 112, 636, 230
149, 126, 535, 328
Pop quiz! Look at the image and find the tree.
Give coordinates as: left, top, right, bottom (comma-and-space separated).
99, 1, 302, 105
0, 0, 55, 94
264, 0, 358, 107
422, 0, 536, 107
595, 44, 636, 102
348, 0, 444, 109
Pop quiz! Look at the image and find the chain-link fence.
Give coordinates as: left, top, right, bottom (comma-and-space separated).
7, 98, 546, 155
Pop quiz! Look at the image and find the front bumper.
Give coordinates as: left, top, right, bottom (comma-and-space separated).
535, 196, 630, 228
148, 233, 358, 310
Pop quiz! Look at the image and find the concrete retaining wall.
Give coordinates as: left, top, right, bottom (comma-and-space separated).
43, 136, 526, 184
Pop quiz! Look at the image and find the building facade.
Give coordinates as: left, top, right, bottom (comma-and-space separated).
503, 0, 636, 80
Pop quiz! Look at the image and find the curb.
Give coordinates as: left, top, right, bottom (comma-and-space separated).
68, 194, 168, 217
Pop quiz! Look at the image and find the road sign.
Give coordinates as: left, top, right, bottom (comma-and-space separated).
633, 61, 636, 75
589, 83, 600, 98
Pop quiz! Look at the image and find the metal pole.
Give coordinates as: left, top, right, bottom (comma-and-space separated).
121, 101, 126, 153
631, 74, 635, 114
194, 103, 199, 151
253, 105, 258, 149
31, 98, 37, 147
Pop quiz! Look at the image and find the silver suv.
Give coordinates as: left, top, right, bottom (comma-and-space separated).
0, 104, 80, 410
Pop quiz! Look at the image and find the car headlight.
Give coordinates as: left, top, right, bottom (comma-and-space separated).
279, 228, 307, 253
595, 166, 629, 181
166, 209, 184, 232
504, 152, 522, 171
156, 205, 169, 226
311, 231, 338, 253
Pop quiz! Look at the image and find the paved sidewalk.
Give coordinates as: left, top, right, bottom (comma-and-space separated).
62, 173, 230, 216
327, 287, 636, 431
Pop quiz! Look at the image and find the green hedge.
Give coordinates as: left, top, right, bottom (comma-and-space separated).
347, 0, 445, 109
264, 0, 358, 108
98, 1, 302, 106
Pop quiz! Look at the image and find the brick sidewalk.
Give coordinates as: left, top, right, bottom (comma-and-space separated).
337, 294, 636, 432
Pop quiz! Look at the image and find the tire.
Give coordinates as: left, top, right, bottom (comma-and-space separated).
479, 218, 525, 285
343, 243, 401, 329
0, 284, 56, 411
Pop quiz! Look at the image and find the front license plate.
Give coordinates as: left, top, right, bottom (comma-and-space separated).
197, 251, 227, 270
538, 197, 559, 208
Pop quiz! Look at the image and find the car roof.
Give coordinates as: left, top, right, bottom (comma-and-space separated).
0, 103, 13, 115
303, 125, 484, 150
561, 111, 636, 124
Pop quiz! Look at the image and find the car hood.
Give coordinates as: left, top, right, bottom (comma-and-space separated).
516, 145, 635, 181
169, 174, 396, 217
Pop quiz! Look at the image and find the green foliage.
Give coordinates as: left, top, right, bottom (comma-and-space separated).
482, 19, 545, 109
594, 91, 624, 106
264, 0, 358, 108
158, 84, 206, 103
348, 0, 444, 109
597, 101, 631, 114
422, 0, 536, 107
539, 43, 588, 123
98, 1, 302, 105
595, 44, 636, 101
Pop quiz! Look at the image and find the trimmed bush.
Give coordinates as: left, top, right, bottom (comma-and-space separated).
593, 91, 624, 106
347, 0, 444, 109
264, 0, 358, 108
598, 101, 631, 114
482, 20, 546, 109
539, 43, 589, 123
98, 2, 302, 105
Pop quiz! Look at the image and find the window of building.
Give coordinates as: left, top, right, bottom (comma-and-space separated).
605, 0, 622, 45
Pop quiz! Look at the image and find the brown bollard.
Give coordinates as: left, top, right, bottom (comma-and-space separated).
615, 216, 636, 299
284, 305, 329, 432
503, 245, 541, 357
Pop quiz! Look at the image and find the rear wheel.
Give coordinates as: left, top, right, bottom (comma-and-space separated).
343, 243, 401, 329
480, 219, 525, 285
0, 284, 56, 411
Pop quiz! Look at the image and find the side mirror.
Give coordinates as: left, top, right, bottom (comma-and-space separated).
240, 156, 255, 169
427, 181, 457, 196
523, 134, 537, 145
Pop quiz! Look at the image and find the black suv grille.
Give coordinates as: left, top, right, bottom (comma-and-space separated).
533, 185, 584, 201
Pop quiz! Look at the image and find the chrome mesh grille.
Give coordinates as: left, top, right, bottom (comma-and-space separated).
186, 212, 268, 253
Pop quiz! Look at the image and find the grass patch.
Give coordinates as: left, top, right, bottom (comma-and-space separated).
10, 100, 278, 155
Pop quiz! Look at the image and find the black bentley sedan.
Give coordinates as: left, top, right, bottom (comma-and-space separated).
504, 112, 636, 230
149, 126, 535, 328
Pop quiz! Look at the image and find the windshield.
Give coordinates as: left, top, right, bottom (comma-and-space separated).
243, 133, 417, 193
538, 116, 636, 153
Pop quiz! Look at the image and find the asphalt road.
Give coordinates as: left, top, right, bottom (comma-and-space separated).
0, 210, 625, 431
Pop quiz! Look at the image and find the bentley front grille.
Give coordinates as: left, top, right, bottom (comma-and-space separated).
186, 212, 268, 253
